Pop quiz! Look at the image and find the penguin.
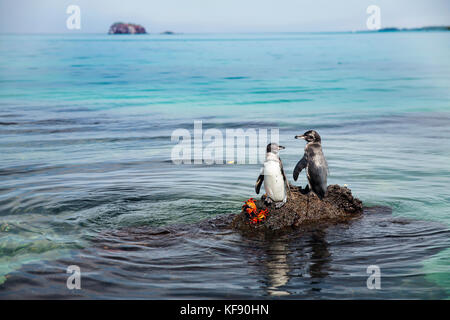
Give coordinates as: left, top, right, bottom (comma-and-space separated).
293, 130, 328, 199
255, 143, 290, 208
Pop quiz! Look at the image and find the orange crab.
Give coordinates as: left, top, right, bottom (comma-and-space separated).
242, 198, 257, 214
242, 198, 270, 224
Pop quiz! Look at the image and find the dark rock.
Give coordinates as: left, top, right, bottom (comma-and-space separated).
108, 22, 147, 34
231, 184, 363, 233
160, 31, 175, 35
324, 184, 363, 214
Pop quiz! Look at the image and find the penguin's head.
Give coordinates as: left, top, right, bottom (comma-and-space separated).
295, 130, 321, 143
266, 143, 285, 154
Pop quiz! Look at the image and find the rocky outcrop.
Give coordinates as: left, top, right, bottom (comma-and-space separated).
232, 184, 363, 232
108, 22, 147, 34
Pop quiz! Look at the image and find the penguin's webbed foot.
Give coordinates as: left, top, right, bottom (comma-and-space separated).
299, 185, 310, 195
264, 197, 273, 205
275, 196, 287, 209
275, 201, 286, 209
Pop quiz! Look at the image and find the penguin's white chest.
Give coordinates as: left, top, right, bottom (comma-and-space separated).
263, 161, 286, 202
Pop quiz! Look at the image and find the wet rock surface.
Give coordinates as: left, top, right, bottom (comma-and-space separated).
232, 184, 363, 232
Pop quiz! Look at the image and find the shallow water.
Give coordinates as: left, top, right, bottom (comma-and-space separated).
0, 32, 449, 299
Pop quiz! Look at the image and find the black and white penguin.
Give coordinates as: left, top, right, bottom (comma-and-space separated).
293, 130, 328, 199
255, 143, 290, 208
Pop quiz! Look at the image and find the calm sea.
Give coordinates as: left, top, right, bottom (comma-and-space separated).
0, 32, 449, 299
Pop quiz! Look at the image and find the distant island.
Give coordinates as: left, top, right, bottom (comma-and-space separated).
108, 22, 147, 34
377, 26, 449, 32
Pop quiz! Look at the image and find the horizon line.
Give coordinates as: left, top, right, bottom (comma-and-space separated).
0, 24, 448, 36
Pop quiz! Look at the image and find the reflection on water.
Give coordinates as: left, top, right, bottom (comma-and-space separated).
265, 240, 291, 296
259, 229, 331, 296
308, 230, 331, 280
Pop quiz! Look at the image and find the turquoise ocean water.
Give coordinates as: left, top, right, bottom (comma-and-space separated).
0, 32, 449, 298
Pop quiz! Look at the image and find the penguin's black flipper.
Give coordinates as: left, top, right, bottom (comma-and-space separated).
255, 174, 264, 194
293, 156, 307, 181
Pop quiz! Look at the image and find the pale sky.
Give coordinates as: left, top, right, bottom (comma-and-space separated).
0, 0, 449, 33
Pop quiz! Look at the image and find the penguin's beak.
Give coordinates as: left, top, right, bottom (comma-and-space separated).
295, 135, 305, 140
278, 145, 285, 150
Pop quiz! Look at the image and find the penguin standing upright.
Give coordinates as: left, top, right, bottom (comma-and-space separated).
255, 143, 290, 208
293, 130, 328, 199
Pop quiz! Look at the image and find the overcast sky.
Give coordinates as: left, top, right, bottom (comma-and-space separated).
0, 0, 449, 33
